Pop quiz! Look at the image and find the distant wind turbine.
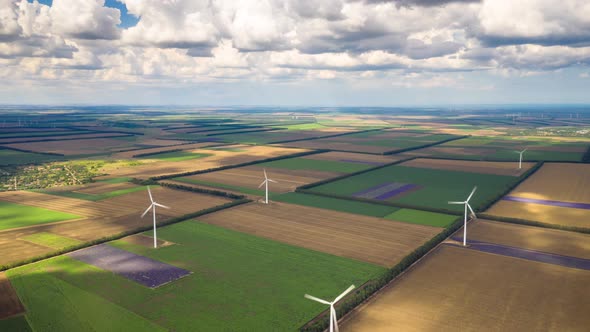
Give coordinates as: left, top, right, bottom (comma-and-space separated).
516, 148, 527, 169
258, 169, 277, 204
448, 186, 477, 247
305, 285, 355, 332
141, 186, 170, 248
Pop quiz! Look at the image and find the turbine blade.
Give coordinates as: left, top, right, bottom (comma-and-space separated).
304, 294, 331, 305
333, 285, 355, 303
466, 186, 477, 202
154, 202, 170, 209
522, 148, 527, 153
264, 168, 267, 179
268, 179, 278, 183
258, 180, 266, 188
147, 186, 153, 203
141, 205, 152, 218
467, 203, 477, 219
332, 306, 340, 332
448, 201, 464, 205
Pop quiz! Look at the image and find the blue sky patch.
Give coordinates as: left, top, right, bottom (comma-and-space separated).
28, 0, 139, 28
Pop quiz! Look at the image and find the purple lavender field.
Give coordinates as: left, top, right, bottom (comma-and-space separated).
68, 244, 191, 288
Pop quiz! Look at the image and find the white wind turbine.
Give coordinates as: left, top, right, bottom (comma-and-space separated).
141, 186, 170, 248
258, 169, 277, 204
448, 186, 477, 247
305, 285, 355, 332
516, 148, 527, 169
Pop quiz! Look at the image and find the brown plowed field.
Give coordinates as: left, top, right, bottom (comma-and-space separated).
0, 272, 25, 319
183, 165, 341, 193
74, 182, 135, 194
197, 202, 442, 267
341, 246, 590, 332
0, 188, 230, 266
105, 145, 308, 179
468, 220, 590, 259
111, 142, 215, 159
3, 137, 139, 155
0, 132, 130, 144
400, 158, 533, 176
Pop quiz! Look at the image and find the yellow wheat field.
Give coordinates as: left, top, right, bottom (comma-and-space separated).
341, 246, 590, 332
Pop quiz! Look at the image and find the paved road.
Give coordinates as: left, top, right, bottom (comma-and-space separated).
448, 237, 590, 271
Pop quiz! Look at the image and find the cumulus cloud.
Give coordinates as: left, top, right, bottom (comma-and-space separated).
0, 0, 589, 89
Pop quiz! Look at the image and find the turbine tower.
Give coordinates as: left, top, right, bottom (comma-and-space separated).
516, 148, 527, 169
448, 186, 477, 247
141, 186, 170, 248
304, 285, 355, 332
258, 169, 277, 204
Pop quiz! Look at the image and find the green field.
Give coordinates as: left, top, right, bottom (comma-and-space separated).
0, 149, 64, 165
38, 185, 151, 201
7, 221, 385, 331
274, 192, 399, 217
383, 209, 458, 227
138, 151, 212, 162
258, 157, 372, 173
0, 316, 32, 332
0, 201, 80, 231
20, 232, 82, 249
309, 165, 518, 213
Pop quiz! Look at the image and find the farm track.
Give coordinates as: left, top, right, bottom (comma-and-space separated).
197, 202, 441, 267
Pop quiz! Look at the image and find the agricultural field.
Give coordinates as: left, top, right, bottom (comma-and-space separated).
0, 148, 64, 165
0, 186, 231, 267
309, 162, 522, 213
173, 155, 386, 195
104, 144, 309, 179
342, 244, 590, 331
400, 158, 535, 176
404, 136, 589, 161
5, 221, 386, 331
486, 163, 590, 228
197, 201, 442, 267
278, 129, 461, 154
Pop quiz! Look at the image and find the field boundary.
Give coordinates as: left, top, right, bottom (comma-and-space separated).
0, 146, 65, 157
299, 217, 463, 332
479, 213, 590, 234
0, 134, 141, 145
0, 197, 251, 272
150, 149, 329, 181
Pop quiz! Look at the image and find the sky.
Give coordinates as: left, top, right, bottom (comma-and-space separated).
0, 0, 589, 106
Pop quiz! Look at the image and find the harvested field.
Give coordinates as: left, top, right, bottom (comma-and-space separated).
111, 142, 214, 159
178, 165, 338, 194
197, 202, 442, 267
400, 158, 534, 176
486, 163, 590, 228
0, 188, 230, 267
341, 246, 590, 332
466, 220, 590, 259
105, 145, 308, 179
0, 272, 25, 319
505, 163, 590, 203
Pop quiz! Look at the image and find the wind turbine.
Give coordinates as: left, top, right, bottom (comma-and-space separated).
258, 169, 277, 204
516, 148, 527, 169
304, 285, 355, 332
141, 186, 170, 248
448, 186, 477, 247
